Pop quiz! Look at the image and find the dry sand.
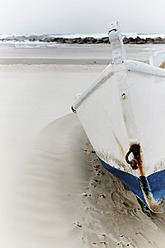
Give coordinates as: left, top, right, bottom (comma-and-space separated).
1, 51, 165, 247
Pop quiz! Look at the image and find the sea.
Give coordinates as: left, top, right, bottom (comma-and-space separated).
0, 32, 165, 48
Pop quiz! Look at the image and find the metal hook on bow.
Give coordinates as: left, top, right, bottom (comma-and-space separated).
125, 144, 140, 170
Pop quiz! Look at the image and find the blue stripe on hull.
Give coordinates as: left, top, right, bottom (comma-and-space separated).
148, 171, 165, 202
99, 158, 165, 209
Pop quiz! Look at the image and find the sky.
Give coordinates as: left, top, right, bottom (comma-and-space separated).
0, 0, 165, 34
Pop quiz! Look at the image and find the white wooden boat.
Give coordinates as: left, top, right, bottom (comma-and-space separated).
72, 22, 165, 213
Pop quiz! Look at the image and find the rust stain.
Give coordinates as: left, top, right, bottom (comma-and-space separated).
112, 130, 125, 157
125, 144, 148, 193
125, 144, 164, 212
123, 114, 127, 125
125, 144, 144, 174
131, 144, 144, 176
126, 145, 151, 205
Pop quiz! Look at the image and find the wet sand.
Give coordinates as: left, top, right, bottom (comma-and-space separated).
1, 47, 165, 247
1, 44, 165, 64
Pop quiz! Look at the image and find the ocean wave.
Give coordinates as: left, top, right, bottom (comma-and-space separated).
1, 32, 165, 40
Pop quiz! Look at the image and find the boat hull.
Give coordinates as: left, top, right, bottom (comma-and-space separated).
72, 60, 165, 212
99, 157, 165, 211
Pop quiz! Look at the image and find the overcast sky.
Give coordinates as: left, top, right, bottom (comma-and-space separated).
0, 0, 165, 34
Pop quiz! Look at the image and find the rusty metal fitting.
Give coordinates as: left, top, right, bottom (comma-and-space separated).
125, 144, 141, 170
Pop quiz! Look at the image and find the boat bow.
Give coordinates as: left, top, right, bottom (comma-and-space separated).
72, 22, 165, 212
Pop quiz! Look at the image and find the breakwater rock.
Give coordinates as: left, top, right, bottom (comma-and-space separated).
39, 36, 165, 44
1, 36, 165, 44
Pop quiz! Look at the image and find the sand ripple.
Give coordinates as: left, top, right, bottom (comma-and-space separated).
7, 114, 92, 248
2, 113, 165, 248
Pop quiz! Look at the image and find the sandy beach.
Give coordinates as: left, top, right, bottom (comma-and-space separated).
1, 45, 165, 247
1, 44, 165, 64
